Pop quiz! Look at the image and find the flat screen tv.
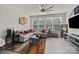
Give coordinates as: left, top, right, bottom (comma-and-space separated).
69, 15, 79, 28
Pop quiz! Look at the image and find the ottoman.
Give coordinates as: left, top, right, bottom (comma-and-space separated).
31, 35, 39, 45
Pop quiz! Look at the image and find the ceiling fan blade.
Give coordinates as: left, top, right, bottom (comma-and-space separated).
41, 4, 47, 9
41, 4, 45, 8
43, 4, 47, 9
41, 4, 44, 7
46, 6, 54, 10
44, 10, 50, 13
46, 10, 54, 11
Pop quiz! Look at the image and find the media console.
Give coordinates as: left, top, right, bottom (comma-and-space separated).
69, 33, 79, 50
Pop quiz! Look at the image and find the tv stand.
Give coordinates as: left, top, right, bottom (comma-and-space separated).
71, 33, 79, 37
69, 33, 79, 50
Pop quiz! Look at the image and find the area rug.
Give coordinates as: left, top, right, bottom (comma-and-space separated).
5, 38, 46, 54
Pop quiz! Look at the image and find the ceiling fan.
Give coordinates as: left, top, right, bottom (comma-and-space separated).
40, 4, 54, 12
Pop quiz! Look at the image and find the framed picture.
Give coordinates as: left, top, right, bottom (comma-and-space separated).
19, 16, 27, 25
74, 5, 79, 15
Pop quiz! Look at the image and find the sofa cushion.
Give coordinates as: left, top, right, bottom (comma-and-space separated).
19, 33, 33, 42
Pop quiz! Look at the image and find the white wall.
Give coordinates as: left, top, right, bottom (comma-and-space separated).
0, 5, 31, 39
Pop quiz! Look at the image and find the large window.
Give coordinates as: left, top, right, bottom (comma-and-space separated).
53, 16, 62, 31
31, 17, 53, 32
30, 14, 65, 32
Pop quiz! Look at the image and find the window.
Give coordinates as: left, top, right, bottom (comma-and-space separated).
30, 14, 65, 32
53, 16, 62, 31
31, 17, 53, 32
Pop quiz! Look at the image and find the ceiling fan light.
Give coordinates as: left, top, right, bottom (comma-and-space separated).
41, 9, 45, 12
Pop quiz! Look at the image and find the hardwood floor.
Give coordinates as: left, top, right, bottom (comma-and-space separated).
4, 37, 46, 54
28, 38, 46, 54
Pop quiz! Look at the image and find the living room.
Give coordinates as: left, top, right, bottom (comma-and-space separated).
0, 4, 79, 54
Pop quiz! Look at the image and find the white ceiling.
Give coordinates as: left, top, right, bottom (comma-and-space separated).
1, 4, 77, 15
